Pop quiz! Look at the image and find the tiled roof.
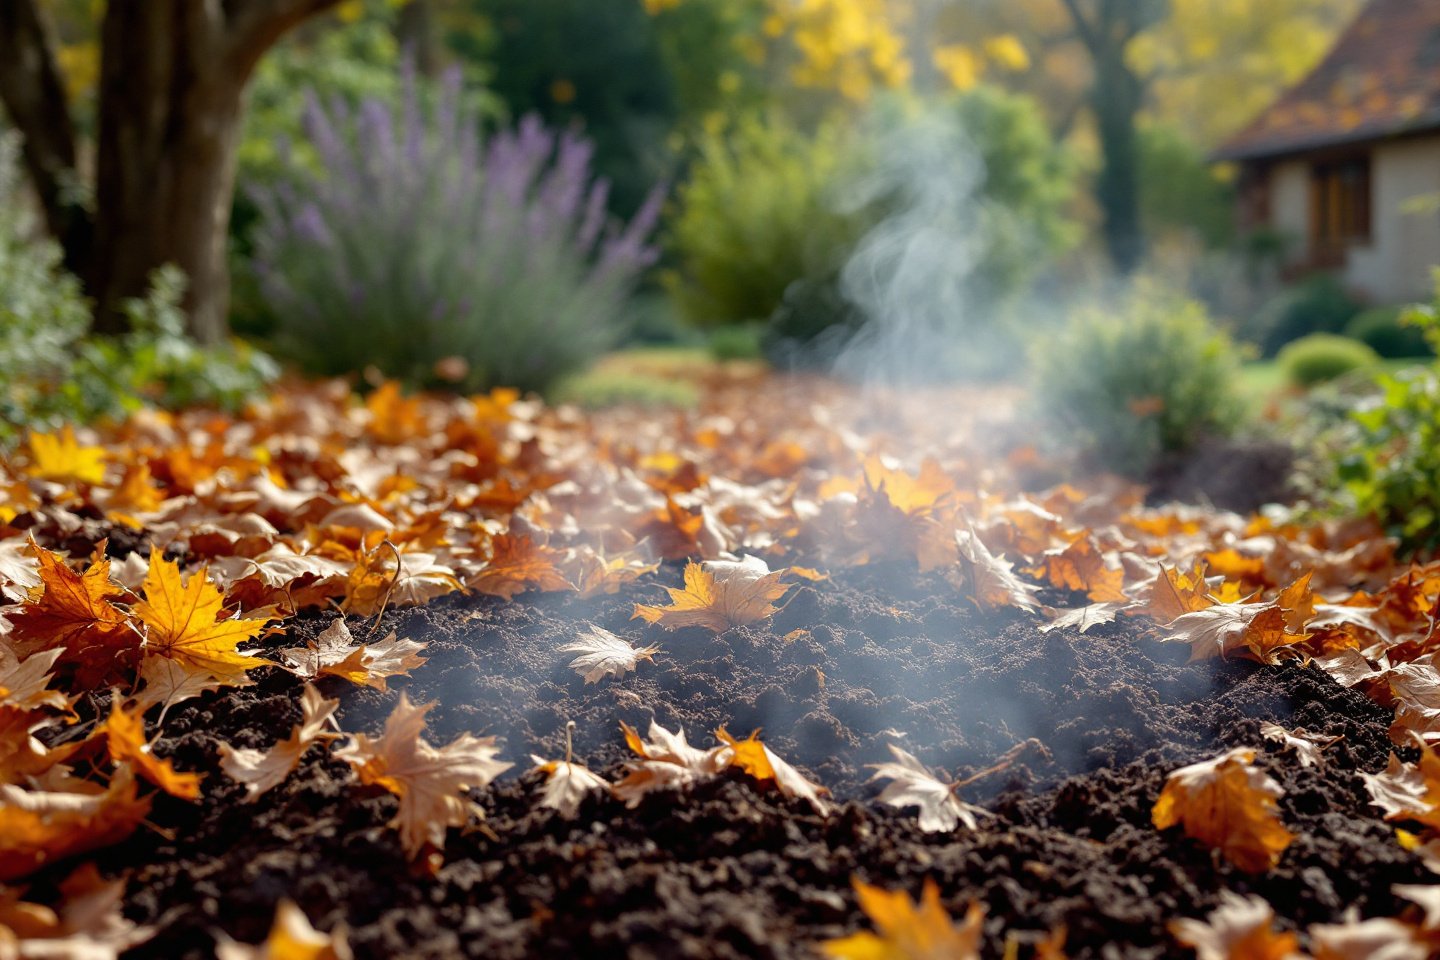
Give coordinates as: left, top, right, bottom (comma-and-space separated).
1215, 0, 1440, 161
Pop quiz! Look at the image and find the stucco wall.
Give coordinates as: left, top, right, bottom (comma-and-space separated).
1349, 137, 1440, 302
1266, 135, 1440, 303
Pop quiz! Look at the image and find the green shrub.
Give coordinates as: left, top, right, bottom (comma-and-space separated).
1277, 334, 1379, 388
1246, 273, 1361, 357
1137, 124, 1235, 248
1030, 284, 1245, 477
666, 111, 866, 328
1333, 282, 1440, 553
1346, 305, 1433, 359
708, 324, 765, 361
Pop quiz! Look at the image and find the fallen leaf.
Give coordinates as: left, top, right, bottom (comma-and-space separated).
469, 533, 573, 600
1040, 602, 1127, 635
0, 766, 152, 882
632, 556, 791, 633
1152, 747, 1293, 873
133, 548, 268, 684
1026, 536, 1127, 603
280, 619, 427, 692
335, 693, 512, 859
1169, 891, 1301, 960
102, 699, 202, 800
1161, 575, 1314, 664
867, 744, 988, 833
819, 877, 983, 960
953, 527, 1040, 613
216, 898, 352, 960
1143, 561, 1214, 624
0, 863, 154, 959
611, 720, 725, 807
341, 546, 462, 616
26, 427, 106, 485
1259, 722, 1341, 769
558, 626, 659, 684
219, 685, 340, 802
1308, 915, 1427, 960
528, 722, 608, 819
6, 546, 136, 688
715, 727, 830, 815
0, 645, 70, 716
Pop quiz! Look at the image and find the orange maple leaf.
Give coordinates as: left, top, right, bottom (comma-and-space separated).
715, 727, 830, 815
469, 533, 573, 600
101, 699, 202, 800
133, 547, 268, 683
632, 557, 791, 633
1143, 560, 1213, 624
819, 878, 983, 960
1025, 536, 1127, 603
6, 545, 138, 688
1152, 747, 1293, 873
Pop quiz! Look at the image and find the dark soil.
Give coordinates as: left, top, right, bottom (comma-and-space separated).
91, 561, 1424, 958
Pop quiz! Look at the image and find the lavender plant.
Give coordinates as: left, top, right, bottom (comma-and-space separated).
248, 71, 661, 393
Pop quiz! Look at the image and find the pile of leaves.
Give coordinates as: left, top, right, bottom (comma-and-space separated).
2, 372, 1440, 957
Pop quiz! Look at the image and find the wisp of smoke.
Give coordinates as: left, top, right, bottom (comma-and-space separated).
829, 104, 992, 387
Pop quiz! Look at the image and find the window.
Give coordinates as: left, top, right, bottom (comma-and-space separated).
1310, 156, 1372, 252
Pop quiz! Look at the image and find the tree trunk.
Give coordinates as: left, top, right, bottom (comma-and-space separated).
1093, 55, 1144, 274
88, 4, 248, 342
0, 0, 90, 278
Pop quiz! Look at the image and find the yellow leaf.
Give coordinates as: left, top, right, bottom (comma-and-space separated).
820, 878, 983, 960
633, 557, 791, 633
26, 426, 105, 485
133, 547, 268, 683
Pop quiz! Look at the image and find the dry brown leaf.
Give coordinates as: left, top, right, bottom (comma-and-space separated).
0, 645, 70, 717
867, 744, 989, 833
1168, 891, 1302, 960
818, 877, 983, 960
1152, 747, 1293, 873
632, 557, 791, 633
6, 546, 137, 689
0, 863, 154, 959
1143, 561, 1214, 624
611, 720, 722, 807
1259, 722, 1341, 769
1039, 602, 1128, 635
558, 626, 659, 685
219, 686, 340, 803
0, 766, 152, 883
335, 693, 511, 860
1162, 574, 1315, 664
469, 533, 573, 600
1308, 915, 1427, 960
280, 619, 427, 692
340, 546, 461, 617
953, 527, 1040, 613
528, 722, 608, 819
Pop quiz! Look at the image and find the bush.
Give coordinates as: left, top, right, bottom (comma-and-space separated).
1137, 124, 1235, 248
666, 111, 866, 328
1277, 334, 1379, 388
1346, 306, 1433, 359
1246, 273, 1361, 357
1030, 284, 1245, 477
249, 72, 661, 394
0, 134, 274, 446
1332, 283, 1440, 553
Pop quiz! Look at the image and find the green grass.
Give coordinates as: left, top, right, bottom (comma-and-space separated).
548, 345, 751, 410
1237, 357, 1429, 415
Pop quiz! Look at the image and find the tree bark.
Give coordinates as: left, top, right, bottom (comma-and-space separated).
0, 0, 91, 278
1093, 54, 1144, 274
90, 1, 343, 341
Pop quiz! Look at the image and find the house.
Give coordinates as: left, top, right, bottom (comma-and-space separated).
1215, 0, 1440, 304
